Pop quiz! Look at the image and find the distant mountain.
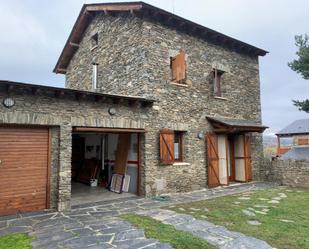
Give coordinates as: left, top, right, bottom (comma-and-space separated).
263, 134, 293, 146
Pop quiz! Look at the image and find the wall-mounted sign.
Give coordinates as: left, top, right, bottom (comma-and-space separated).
3, 98, 15, 108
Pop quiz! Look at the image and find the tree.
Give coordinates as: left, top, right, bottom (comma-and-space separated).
288, 34, 309, 112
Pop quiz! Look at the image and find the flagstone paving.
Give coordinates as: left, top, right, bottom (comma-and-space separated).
0, 182, 274, 248
136, 209, 272, 249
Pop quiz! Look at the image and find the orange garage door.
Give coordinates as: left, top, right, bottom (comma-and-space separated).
0, 126, 50, 215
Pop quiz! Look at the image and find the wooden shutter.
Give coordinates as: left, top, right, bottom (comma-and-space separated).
172, 51, 186, 82
206, 132, 220, 187
160, 129, 174, 164
244, 134, 252, 182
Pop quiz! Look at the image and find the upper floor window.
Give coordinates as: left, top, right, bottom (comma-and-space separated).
91, 33, 98, 50
170, 50, 187, 84
92, 63, 98, 90
213, 68, 224, 97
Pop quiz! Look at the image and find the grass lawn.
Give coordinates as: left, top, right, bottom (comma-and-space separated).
167, 187, 309, 249
0, 234, 32, 249
121, 214, 217, 249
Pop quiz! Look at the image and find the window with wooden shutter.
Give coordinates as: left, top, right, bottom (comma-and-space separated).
160, 129, 174, 164
171, 50, 187, 83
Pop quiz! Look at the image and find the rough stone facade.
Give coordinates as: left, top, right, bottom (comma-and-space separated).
0, 12, 265, 211
264, 159, 309, 188
0, 89, 150, 210
66, 13, 264, 194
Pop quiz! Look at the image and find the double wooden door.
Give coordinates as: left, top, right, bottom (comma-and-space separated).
206, 133, 252, 187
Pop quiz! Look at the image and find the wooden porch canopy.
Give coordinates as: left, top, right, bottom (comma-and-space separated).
206, 116, 268, 133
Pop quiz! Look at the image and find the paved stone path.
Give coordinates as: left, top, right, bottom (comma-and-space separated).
0, 182, 275, 248
136, 209, 272, 249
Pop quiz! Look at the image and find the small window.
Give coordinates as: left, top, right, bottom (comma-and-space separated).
298, 138, 309, 146
91, 33, 98, 49
170, 50, 187, 84
213, 68, 224, 97
92, 63, 98, 90
160, 129, 185, 164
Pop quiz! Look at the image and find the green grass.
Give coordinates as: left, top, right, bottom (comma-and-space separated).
167, 187, 309, 249
121, 214, 217, 249
0, 234, 32, 249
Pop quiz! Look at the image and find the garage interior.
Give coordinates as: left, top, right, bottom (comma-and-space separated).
71, 128, 141, 206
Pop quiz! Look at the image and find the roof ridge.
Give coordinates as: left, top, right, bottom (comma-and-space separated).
54, 1, 268, 74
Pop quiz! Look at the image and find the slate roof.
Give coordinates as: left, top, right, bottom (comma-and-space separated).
281, 147, 309, 161
276, 118, 309, 136
0, 80, 155, 105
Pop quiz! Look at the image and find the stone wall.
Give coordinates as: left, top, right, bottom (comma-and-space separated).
0, 89, 150, 210
0, 12, 265, 211
263, 158, 309, 188
65, 13, 264, 196
50, 127, 59, 209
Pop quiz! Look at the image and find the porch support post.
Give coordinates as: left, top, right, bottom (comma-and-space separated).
57, 125, 72, 211
277, 135, 280, 156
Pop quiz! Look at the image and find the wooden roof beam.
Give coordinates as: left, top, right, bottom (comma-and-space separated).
69, 42, 80, 48
55, 90, 65, 98
128, 99, 138, 107
31, 87, 40, 95
6, 84, 14, 93
95, 95, 105, 102
85, 4, 143, 12
56, 68, 67, 74
75, 92, 86, 100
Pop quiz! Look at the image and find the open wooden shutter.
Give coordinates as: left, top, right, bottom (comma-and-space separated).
206, 132, 220, 187
244, 134, 252, 181
172, 51, 186, 82
160, 129, 174, 164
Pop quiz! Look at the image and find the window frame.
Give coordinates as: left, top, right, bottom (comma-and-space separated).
92, 63, 98, 90
174, 131, 184, 162
213, 68, 224, 97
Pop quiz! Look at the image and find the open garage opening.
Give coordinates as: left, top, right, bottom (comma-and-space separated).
71, 128, 143, 206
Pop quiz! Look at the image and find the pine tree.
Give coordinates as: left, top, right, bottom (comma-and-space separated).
288, 34, 309, 112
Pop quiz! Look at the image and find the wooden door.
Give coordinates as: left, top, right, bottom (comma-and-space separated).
114, 134, 131, 175
244, 134, 252, 181
206, 133, 220, 187
228, 136, 236, 181
0, 127, 50, 215
218, 134, 228, 185
234, 134, 246, 182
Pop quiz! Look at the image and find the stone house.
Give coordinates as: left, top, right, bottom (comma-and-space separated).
276, 118, 309, 160
0, 2, 268, 215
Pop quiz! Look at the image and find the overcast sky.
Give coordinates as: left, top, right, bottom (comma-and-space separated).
0, 0, 308, 135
